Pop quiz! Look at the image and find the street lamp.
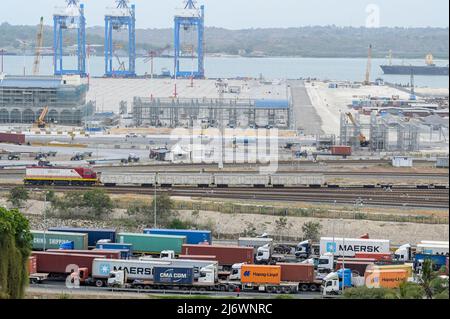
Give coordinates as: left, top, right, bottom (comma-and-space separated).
154, 177, 157, 228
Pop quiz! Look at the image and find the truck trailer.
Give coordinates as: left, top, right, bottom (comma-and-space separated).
31, 230, 88, 250
116, 233, 186, 255
320, 237, 390, 258
143, 228, 212, 245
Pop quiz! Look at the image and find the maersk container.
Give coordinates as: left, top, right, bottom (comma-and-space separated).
270, 174, 325, 187
157, 173, 213, 187
214, 174, 270, 187
143, 229, 212, 245
31, 230, 88, 250
48, 227, 116, 248
100, 173, 156, 187
153, 267, 195, 285
116, 233, 186, 254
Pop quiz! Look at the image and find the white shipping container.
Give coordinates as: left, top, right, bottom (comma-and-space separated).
214, 174, 270, 186
416, 244, 449, 255
271, 174, 325, 186
157, 173, 213, 186
320, 237, 391, 257
100, 173, 156, 185
92, 259, 171, 281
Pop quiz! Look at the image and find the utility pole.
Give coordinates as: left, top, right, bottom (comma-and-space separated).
154, 178, 157, 228
43, 191, 47, 251
0, 49, 6, 73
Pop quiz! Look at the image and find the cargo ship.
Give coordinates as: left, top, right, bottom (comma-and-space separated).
380, 53, 449, 76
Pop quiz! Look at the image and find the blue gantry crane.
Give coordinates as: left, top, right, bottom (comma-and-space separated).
174, 0, 205, 79
53, 0, 86, 76
105, 0, 136, 78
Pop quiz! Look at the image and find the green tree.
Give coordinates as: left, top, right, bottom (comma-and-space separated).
0, 207, 33, 299
398, 282, 425, 299
343, 287, 397, 299
419, 259, 436, 299
7, 187, 29, 208
82, 189, 113, 218
302, 221, 322, 241
151, 194, 174, 226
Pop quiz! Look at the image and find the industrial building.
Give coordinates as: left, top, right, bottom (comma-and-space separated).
0, 75, 93, 125
132, 97, 291, 129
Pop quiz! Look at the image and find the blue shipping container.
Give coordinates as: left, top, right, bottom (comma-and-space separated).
96, 243, 133, 258
153, 267, 194, 285
48, 227, 116, 247
59, 241, 74, 250
415, 254, 447, 271
143, 229, 212, 245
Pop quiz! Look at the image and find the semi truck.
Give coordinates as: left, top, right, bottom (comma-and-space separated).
414, 254, 448, 272
46, 249, 122, 260
238, 237, 274, 251
48, 227, 116, 248
230, 263, 322, 292
320, 237, 390, 257
394, 241, 449, 262
28, 256, 48, 284
256, 240, 312, 264
143, 229, 212, 245
116, 233, 186, 255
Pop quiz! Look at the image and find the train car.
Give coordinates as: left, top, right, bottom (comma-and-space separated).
214, 174, 270, 188
157, 173, 214, 188
24, 166, 98, 186
100, 172, 156, 187
270, 174, 325, 187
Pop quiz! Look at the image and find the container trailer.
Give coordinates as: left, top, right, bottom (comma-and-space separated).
96, 243, 133, 259
144, 228, 212, 245
414, 254, 448, 272
46, 249, 122, 260
116, 233, 186, 255
28, 256, 48, 284
239, 265, 298, 293
48, 227, 116, 248
365, 269, 409, 289
320, 237, 390, 258
182, 244, 254, 271
31, 230, 88, 250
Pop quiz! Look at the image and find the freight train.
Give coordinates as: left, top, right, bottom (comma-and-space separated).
24, 166, 326, 188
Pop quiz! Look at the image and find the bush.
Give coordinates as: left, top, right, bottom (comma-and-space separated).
343, 287, 397, 299
302, 221, 322, 241
7, 187, 29, 208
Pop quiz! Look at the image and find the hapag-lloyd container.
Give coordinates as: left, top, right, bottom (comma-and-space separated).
241, 265, 281, 285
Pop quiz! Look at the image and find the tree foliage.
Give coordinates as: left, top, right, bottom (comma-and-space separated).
7, 187, 29, 208
49, 190, 113, 219
302, 221, 322, 241
0, 207, 33, 299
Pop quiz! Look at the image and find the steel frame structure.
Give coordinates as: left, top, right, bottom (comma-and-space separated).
174, 1, 205, 79
53, 0, 86, 76
105, 1, 136, 78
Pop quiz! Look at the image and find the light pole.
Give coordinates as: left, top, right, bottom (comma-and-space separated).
154, 178, 157, 228
341, 219, 345, 294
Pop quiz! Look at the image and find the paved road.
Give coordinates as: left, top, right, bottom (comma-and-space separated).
289, 80, 324, 135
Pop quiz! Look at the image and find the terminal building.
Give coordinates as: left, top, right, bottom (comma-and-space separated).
0, 75, 93, 125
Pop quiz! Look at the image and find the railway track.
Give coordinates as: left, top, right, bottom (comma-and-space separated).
1, 184, 447, 209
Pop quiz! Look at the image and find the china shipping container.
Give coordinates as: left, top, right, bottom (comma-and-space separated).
48, 227, 116, 248
144, 229, 212, 245
182, 244, 254, 267
116, 233, 186, 254
31, 230, 88, 250
240, 265, 281, 285
0, 132, 25, 145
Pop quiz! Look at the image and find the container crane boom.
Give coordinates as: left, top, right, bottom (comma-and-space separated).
33, 17, 44, 76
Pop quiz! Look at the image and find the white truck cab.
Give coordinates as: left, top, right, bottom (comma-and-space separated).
317, 253, 334, 272
160, 250, 176, 259
229, 263, 245, 281
395, 244, 412, 262
107, 270, 127, 288
198, 265, 217, 284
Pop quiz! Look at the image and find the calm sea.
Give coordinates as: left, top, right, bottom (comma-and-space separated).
2, 55, 449, 88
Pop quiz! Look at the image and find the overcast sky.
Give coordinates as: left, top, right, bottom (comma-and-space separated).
0, 0, 448, 29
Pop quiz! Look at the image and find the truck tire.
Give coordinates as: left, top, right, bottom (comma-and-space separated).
95, 280, 104, 287
144, 285, 151, 290
266, 286, 275, 293
310, 284, 318, 292
300, 284, 309, 292
30, 278, 38, 285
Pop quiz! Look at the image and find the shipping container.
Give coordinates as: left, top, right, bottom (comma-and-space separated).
144, 228, 212, 245
270, 174, 325, 187
48, 227, 116, 248
366, 264, 414, 278
153, 267, 195, 285
365, 269, 409, 289
335, 258, 375, 276
241, 265, 281, 285
31, 230, 88, 250
157, 173, 213, 187
96, 243, 133, 259
0, 132, 25, 145
278, 263, 315, 283
330, 146, 352, 156
178, 255, 217, 261
214, 174, 270, 187
32, 252, 104, 277
354, 252, 393, 262
320, 237, 390, 257
182, 244, 254, 268
100, 173, 156, 187
91, 258, 164, 280
46, 249, 121, 260
116, 233, 186, 254
28, 256, 37, 275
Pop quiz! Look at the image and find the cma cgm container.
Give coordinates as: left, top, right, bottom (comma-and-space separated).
153, 267, 195, 285
365, 269, 409, 289
144, 229, 212, 245
32, 252, 104, 278
241, 265, 281, 285
182, 244, 254, 268
116, 233, 186, 255
48, 227, 116, 248
31, 230, 88, 250
0, 132, 25, 145
46, 249, 121, 260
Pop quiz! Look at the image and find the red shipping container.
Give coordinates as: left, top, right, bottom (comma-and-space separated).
32, 252, 105, 276
28, 256, 37, 275
354, 252, 393, 262
0, 133, 26, 145
331, 146, 352, 156
178, 255, 217, 261
278, 263, 315, 283
182, 245, 254, 266
47, 249, 121, 260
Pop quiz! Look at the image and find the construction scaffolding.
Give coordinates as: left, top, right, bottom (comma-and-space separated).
340, 112, 421, 152
132, 97, 291, 129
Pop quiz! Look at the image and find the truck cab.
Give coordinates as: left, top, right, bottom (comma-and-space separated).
198, 265, 217, 284
160, 250, 176, 259
107, 270, 128, 288
317, 253, 335, 272
321, 268, 353, 296
229, 263, 245, 281
294, 240, 312, 260
395, 244, 412, 262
